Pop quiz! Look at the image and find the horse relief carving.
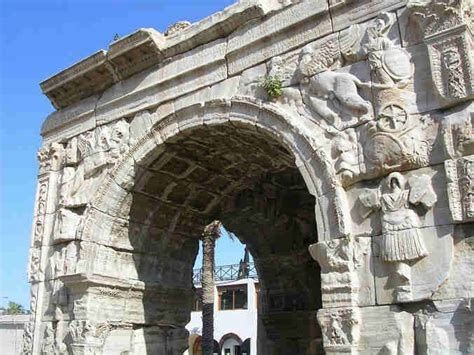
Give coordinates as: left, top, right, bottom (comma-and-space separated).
297, 36, 376, 131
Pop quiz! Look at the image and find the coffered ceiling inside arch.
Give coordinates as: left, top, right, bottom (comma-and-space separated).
121, 122, 320, 309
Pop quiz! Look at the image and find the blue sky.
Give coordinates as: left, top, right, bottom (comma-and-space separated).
0, 0, 247, 310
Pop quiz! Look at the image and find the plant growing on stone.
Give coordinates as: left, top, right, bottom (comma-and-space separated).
261, 75, 283, 100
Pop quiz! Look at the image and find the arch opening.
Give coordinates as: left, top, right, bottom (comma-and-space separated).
120, 121, 322, 353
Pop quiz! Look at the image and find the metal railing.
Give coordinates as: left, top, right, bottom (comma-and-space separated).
193, 262, 257, 284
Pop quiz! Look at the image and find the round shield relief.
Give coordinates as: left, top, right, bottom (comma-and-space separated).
382, 47, 413, 81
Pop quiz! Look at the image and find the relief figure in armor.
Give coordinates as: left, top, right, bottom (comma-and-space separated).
359, 172, 437, 301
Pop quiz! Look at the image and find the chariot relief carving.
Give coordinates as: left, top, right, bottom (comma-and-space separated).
362, 110, 433, 176
297, 35, 375, 132
268, 11, 435, 186
359, 172, 437, 301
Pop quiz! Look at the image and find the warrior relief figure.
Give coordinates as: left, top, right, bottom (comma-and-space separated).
359, 172, 437, 301
365, 12, 413, 88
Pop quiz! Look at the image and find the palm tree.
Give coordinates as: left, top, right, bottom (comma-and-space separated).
6, 301, 25, 315
201, 220, 222, 355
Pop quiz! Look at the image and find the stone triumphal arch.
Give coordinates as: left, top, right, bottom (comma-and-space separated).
25, 0, 473, 354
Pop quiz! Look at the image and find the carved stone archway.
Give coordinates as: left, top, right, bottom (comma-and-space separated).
62, 98, 340, 354
26, 0, 473, 354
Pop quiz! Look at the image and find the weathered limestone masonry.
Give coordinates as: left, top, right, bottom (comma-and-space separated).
25, 0, 473, 354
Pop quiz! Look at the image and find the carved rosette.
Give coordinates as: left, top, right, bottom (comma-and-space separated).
445, 155, 474, 222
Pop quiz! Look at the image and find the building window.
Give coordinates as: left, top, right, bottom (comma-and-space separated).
223, 346, 242, 355
234, 345, 242, 355
218, 286, 248, 310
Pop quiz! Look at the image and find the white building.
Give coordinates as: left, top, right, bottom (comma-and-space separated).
185, 263, 259, 355
0, 314, 29, 354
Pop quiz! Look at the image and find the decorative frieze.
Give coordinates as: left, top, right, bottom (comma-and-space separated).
407, 0, 474, 105
32, 180, 49, 249
37, 142, 65, 175
69, 320, 111, 354
309, 237, 374, 307
21, 321, 34, 354
25, 1, 474, 354
445, 155, 474, 222
317, 307, 361, 353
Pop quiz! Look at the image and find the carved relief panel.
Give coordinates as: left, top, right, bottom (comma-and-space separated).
317, 307, 361, 353
267, 11, 442, 188
445, 155, 474, 222
60, 119, 130, 208
407, 0, 474, 105
51, 119, 130, 246
358, 172, 438, 302
309, 237, 374, 308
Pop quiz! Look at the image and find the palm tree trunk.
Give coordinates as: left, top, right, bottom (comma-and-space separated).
201, 220, 221, 355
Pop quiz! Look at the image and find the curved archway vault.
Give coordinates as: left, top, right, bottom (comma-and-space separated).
71, 99, 330, 354
27, 1, 472, 354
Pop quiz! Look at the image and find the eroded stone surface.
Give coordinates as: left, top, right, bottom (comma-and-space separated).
26, 0, 474, 353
